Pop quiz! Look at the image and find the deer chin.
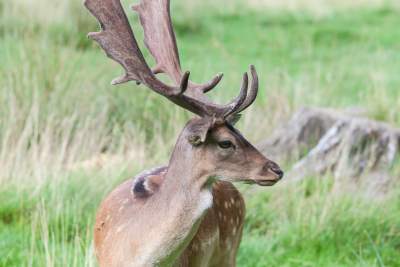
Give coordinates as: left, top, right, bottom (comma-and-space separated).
222, 177, 278, 186
254, 173, 283, 186
236, 176, 281, 186
254, 179, 279, 186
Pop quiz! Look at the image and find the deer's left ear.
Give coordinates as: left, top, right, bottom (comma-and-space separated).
187, 119, 213, 146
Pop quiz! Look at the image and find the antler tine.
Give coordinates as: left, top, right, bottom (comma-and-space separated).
223, 73, 249, 118
179, 71, 190, 95
201, 73, 224, 93
236, 65, 259, 114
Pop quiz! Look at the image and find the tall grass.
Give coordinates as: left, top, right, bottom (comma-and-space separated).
1, 0, 399, 266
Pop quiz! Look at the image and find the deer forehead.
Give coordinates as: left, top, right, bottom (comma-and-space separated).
210, 125, 236, 140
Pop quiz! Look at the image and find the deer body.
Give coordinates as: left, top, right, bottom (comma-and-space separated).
94, 126, 246, 266
94, 175, 245, 267
85, 0, 283, 265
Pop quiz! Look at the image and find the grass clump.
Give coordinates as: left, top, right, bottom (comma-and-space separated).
239, 179, 400, 266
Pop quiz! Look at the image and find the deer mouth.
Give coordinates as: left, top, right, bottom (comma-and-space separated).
240, 178, 279, 186
255, 180, 279, 186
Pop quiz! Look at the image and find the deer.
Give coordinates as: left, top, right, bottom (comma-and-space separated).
84, 0, 284, 266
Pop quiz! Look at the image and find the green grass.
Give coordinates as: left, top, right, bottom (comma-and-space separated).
1, 0, 400, 266
238, 179, 400, 267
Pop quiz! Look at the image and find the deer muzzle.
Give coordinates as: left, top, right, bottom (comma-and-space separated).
255, 161, 284, 186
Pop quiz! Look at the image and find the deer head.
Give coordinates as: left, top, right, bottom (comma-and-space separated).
182, 117, 283, 186
85, 0, 283, 188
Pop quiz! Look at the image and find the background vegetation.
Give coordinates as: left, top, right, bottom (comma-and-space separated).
1, 0, 399, 266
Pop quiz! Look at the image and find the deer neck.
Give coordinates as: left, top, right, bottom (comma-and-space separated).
135, 138, 213, 266
162, 137, 210, 195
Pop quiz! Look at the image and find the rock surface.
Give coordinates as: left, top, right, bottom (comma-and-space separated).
259, 107, 400, 193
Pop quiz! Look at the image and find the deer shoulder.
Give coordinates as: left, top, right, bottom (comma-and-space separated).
131, 167, 246, 267
96, 167, 246, 267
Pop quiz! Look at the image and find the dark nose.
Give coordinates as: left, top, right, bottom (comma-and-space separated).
264, 162, 284, 179
272, 166, 284, 179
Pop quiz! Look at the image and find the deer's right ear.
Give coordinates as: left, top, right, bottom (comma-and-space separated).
226, 113, 241, 126
187, 119, 213, 146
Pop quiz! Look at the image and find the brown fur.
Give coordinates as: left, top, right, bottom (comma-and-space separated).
93, 119, 282, 266
179, 181, 245, 267
95, 170, 245, 267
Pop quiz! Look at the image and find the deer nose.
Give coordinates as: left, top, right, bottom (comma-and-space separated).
264, 162, 284, 179
271, 166, 284, 179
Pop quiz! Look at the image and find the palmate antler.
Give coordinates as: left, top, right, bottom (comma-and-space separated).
84, 0, 258, 119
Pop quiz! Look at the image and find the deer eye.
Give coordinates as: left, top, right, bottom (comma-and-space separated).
218, 140, 234, 149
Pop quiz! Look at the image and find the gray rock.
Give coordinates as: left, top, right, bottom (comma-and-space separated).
259, 107, 400, 194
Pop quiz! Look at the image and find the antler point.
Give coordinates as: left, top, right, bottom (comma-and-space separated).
87, 32, 102, 40
178, 71, 190, 95
112, 75, 132, 85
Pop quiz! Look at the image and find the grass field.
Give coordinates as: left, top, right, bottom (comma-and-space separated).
1, 0, 400, 266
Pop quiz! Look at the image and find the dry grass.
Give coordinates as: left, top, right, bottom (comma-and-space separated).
1, 0, 400, 266
248, 0, 399, 13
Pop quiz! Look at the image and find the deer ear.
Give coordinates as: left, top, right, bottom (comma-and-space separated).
188, 135, 204, 146
226, 114, 242, 126
187, 119, 213, 146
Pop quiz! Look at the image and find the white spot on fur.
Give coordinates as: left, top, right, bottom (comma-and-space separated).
224, 202, 229, 209
232, 226, 237, 235
143, 179, 151, 192
116, 225, 124, 233
230, 198, 235, 205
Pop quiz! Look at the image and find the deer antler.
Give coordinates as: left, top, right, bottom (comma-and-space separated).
233, 65, 259, 115
85, 0, 258, 118
132, 0, 222, 93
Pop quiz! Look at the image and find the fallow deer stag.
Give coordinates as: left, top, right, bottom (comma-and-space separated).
84, 0, 283, 266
